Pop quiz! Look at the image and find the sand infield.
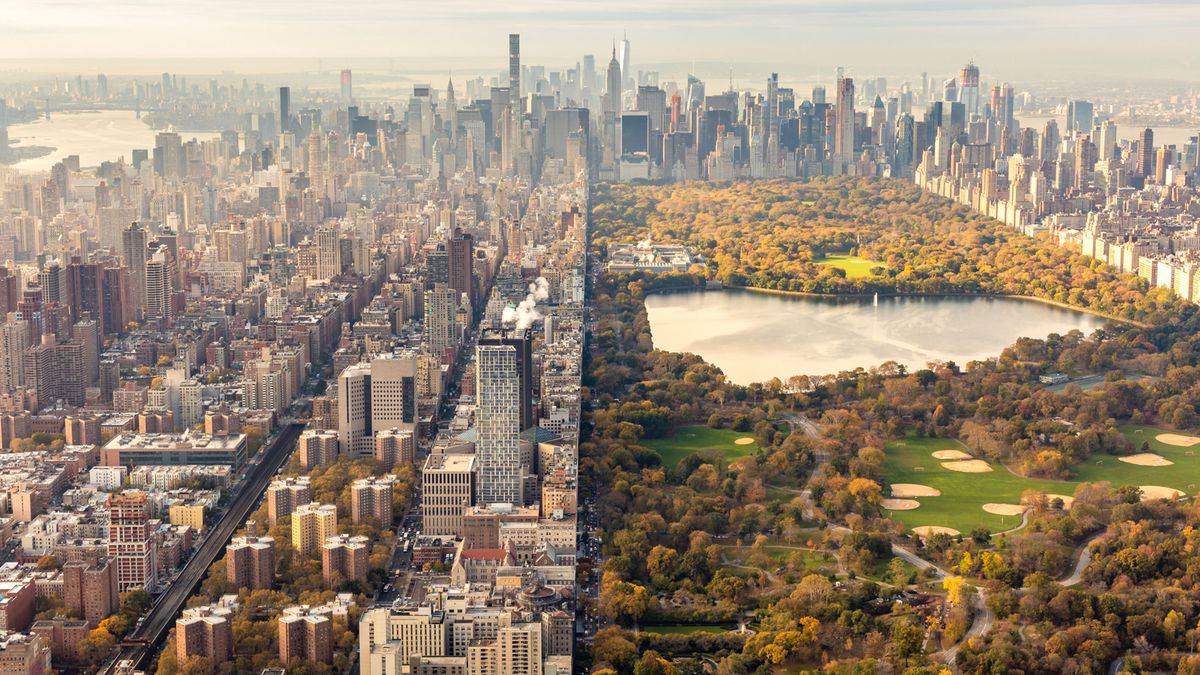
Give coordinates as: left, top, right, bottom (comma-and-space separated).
932, 449, 972, 460
733, 437, 755, 445
890, 483, 941, 498
982, 503, 1027, 516
1118, 453, 1174, 467
1139, 485, 1184, 501
941, 459, 993, 473
880, 498, 920, 510
913, 526, 960, 538
1156, 433, 1200, 447
1023, 493, 1075, 509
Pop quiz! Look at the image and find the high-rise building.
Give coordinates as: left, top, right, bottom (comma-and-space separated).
337, 362, 372, 457
291, 502, 337, 556
279, 86, 291, 135
475, 344, 522, 504
144, 246, 176, 328
374, 428, 414, 470
1098, 120, 1119, 162
107, 491, 158, 592
351, 476, 394, 525
178, 379, 202, 428
957, 62, 980, 117
267, 477, 312, 526
176, 604, 232, 665
448, 229, 475, 304
24, 335, 84, 408
1140, 127, 1155, 178
340, 69, 353, 105
315, 226, 340, 280
479, 329, 534, 430
359, 606, 448, 671
1067, 99, 1094, 135
321, 534, 370, 587
226, 536, 275, 590
422, 453, 475, 536
121, 223, 147, 321
62, 559, 118, 627
499, 620, 543, 675
0, 321, 27, 393
834, 76, 855, 167
298, 429, 339, 468
153, 131, 184, 179
618, 33, 632, 90
422, 284, 457, 354
337, 352, 417, 459
370, 353, 417, 436
278, 606, 333, 664
508, 34, 521, 103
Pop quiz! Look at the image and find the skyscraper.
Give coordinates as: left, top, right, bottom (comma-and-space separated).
144, 246, 175, 329
475, 344, 522, 505
618, 33, 632, 90
1067, 100, 1094, 135
448, 228, 475, 304
479, 329, 534, 431
1140, 127, 1155, 178
834, 76, 855, 167
958, 62, 980, 117
340, 69, 353, 104
121, 223, 147, 321
508, 34, 521, 103
279, 86, 291, 135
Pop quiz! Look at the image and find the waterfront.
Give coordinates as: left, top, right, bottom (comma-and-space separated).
1016, 114, 1196, 148
644, 289, 1112, 384
5, 110, 220, 172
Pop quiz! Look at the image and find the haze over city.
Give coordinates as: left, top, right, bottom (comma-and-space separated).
5, 0, 1200, 81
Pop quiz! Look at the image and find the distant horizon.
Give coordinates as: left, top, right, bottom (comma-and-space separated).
5, 1, 1200, 83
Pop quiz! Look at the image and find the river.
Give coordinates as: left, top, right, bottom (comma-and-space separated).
4, 110, 221, 172
644, 289, 1112, 384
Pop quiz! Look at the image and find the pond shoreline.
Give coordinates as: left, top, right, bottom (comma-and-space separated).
708, 285, 1146, 329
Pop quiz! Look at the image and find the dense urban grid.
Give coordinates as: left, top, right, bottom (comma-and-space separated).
0, 22, 1198, 675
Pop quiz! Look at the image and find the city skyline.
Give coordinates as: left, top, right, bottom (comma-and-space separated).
4, 0, 1200, 82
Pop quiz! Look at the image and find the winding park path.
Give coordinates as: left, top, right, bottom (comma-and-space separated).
780, 414, 995, 670
1061, 531, 1106, 586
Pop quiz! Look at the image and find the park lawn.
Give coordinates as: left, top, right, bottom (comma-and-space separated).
642, 425, 760, 468
641, 624, 731, 635
725, 545, 835, 574
882, 436, 1063, 534
814, 254, 883, 279
883, 428, 1200, 534
1073, 425, 1200, 492
861, 555, 921, 585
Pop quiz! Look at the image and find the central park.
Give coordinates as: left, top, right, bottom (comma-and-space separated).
583, 177, 1200, 675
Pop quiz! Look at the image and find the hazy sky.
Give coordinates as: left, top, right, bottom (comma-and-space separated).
4, 0, 1200, 83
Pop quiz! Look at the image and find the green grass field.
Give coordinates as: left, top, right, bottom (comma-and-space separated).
883, 427, 1200, 534
642, 425, 761, 468
724, 545, 836, 574
813, 254, 883, 279
641, 624, 731, 635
